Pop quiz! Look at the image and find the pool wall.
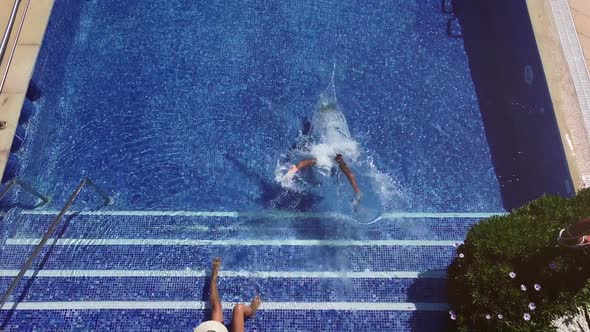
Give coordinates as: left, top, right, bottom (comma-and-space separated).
17, 1, 83, 191
453, 0, 575, 211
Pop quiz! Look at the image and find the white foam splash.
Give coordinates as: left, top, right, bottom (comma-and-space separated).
274, 68, 406, 215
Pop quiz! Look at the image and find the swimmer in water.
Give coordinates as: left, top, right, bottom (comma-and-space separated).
287, 153, 362, 203
285, 102, 362, 205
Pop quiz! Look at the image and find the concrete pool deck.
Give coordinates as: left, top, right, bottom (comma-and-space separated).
523, 0, 590, 191
524, 0, 590, 191
568, 0, 590, 186
569, 0, 590, 63
0, 0, 54, 183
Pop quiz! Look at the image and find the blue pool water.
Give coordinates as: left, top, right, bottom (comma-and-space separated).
0, 0, 529, 330
20, 0, 502, 213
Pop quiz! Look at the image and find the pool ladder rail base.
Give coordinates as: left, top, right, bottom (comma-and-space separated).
0, 179, 50, 208
0, 177, 113, 312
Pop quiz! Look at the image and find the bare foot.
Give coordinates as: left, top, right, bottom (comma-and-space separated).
249, 295, 262, 317
212, 257, 221, 277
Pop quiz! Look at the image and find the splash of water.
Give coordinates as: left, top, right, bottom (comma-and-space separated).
275, 66, 406, 218
309, 63, 359, 173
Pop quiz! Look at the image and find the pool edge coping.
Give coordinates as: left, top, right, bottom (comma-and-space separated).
0, 0, 55, 184
527, 0, 590, 192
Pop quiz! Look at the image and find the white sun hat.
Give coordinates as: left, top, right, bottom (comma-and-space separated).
194, 320, 229, 332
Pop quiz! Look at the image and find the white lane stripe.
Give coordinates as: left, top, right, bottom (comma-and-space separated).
0, 269, 447, 279
20, 210, 505, 219
5, 238, 460, 246
1, 301, 449, 311
380, 212, 504, 218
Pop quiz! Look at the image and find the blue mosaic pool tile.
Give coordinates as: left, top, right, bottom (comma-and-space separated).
20, 0, 505, 214
2, 213, 485, 241
0, 0, 531, 330
0, 276, 447, 303
0, 309, 448, 331
0, 244, 456, 272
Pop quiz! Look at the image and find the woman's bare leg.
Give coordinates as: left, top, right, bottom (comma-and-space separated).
567, 217, 590, 238
231, 295, 261, 332
210, 257, 223, 323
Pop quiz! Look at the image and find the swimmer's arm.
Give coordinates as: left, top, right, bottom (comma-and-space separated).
335, 155, 361, 196
286, 159, 317, 176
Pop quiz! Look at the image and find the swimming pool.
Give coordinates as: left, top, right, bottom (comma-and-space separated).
16, 0, 505, 213
0, 0, 568, 330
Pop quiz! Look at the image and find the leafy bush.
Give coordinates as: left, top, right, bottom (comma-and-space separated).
448, 189, 590, 331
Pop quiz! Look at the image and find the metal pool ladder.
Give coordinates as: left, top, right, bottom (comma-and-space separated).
0, 179, 50, 205
0, 178, 113, 310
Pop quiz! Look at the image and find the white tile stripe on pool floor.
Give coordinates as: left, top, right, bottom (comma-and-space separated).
5, 238, 461, 246
19, 210, 506, 219
0, 301, 449, 311
0, 269, 447, 279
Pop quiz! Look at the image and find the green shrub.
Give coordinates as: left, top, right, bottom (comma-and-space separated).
448, 189, 590, 331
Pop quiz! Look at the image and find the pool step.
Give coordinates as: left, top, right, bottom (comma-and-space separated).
0, 308, 449, 331
0, 273, 448, 303
0, 242, 458, 271
1, 210, 494, 241
0, 209, 488, 331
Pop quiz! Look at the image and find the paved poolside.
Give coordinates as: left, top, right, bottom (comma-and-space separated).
569, 0, 590, 63
0, 0, 54, 180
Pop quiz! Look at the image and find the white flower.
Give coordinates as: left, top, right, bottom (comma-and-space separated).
529, 302, 536, 310
458, 253, 465, 258
534, 284, 541, 291
449, 310, 455, 315
497, 314, 503, 320
509, 272, 516, 278
523, 313, 531, 321
520, 284, 527, 291
450, 313, 457, 320
485, 314, 491, 320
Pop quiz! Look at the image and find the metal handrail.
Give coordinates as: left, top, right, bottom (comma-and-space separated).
0, 0, 31, 94
0, 178, 112, 310
0, 0, 20, 64
0, 179, 50, 204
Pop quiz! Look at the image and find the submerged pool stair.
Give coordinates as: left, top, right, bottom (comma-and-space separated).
0, 185, 503, 330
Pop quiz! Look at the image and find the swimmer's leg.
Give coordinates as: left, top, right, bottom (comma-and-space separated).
335, 154, 361, 198
287, 159, 317, 177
